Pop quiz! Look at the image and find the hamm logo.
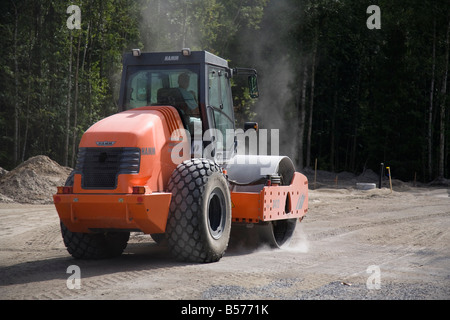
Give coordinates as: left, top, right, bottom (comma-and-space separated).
141, 147, 156, 155
96, 141, 116, 146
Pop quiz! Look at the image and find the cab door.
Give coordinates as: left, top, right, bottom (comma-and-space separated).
207, 65, 235, 163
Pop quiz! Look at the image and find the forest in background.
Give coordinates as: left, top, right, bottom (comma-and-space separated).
0, 0, 449, 182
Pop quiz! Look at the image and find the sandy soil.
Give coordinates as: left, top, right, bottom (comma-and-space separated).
0, 185, 449, 300
0, 156, 71, 204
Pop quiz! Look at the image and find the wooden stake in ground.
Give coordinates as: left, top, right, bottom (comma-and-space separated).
386, 166, 393, 193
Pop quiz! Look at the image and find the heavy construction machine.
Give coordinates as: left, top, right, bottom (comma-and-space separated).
53, 49, 309, 263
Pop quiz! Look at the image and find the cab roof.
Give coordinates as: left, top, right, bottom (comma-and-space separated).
122, 50, 229, 69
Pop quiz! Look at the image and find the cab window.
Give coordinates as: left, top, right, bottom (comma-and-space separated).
124, 65, 201, 136
208, 66, 234, 153
124, 66, 199, 116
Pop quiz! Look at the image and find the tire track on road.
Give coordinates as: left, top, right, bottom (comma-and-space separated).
309, 210, 449, 241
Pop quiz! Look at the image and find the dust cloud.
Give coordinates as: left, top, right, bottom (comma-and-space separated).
136, 0, 304, 162
228, 220, 310, 256
234, 0, 304, 162
138, 0, 202, 52
285, 221, 310, 253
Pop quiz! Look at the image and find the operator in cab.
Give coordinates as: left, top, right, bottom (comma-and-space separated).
178, 72, 198, 113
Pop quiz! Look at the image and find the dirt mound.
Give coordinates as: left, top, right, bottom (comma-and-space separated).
429, 177, 450, 187
356, 169, 379, 182
0, 167, 8, 178
301, 167, 417, 191
0, 156, 72, 204
303, 168, 380, 188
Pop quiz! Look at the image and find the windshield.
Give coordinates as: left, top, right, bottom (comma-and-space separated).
124, 65, 200, 114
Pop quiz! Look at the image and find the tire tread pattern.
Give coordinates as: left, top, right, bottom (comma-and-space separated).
166, 158, 227, 263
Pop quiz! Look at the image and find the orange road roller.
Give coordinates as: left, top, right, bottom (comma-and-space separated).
53, 49, 308, 263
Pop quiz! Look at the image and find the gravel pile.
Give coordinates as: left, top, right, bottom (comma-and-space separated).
0, 156, 72, 204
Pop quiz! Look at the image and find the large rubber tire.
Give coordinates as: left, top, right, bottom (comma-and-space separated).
60, 222, 130, 259
166, 159, 232, 263
59, 170, 130, 259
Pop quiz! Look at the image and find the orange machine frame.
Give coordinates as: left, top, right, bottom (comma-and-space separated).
53, 106, 183, 235
230, 172, 308, 223
53, 105, 308, 235
54, 192, 172, 234
54, 172, 308, 234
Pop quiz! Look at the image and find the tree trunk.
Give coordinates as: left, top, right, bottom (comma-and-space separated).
428, 19, 436, 180
306, 29, 318, 168
330, 90, 338, 172
71, 34, 82, 168
64, 33, 73, 167
12, 1, 19, 165
438, 18, 450, 179
330, 66, 339, 172
22, 27, 34, 163
351, 74, 361, 173
181, 0, 188, 48
297, 63, 308, 170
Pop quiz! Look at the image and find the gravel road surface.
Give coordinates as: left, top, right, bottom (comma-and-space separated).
1, 187, 449, 301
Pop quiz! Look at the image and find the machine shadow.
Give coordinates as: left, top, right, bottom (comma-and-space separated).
0, 241, 193, 288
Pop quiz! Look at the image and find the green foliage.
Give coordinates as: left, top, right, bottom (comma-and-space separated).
0, 0, 448, 181
0, 0, 141, 168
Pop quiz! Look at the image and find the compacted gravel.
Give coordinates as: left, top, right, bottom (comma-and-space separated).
0, 186, 449, 301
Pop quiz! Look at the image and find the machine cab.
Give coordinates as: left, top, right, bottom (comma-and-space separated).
118, 49, 243, 163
